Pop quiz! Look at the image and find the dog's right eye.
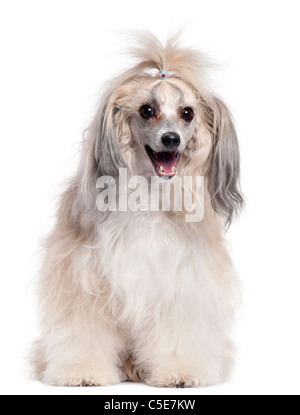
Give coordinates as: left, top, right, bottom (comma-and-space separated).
139, 105, 154, 119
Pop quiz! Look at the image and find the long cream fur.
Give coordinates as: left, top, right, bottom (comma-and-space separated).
32, 33, 243, 388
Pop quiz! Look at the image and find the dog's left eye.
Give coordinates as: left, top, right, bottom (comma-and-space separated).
139, 105, 154, 119
181, 107, 194, 122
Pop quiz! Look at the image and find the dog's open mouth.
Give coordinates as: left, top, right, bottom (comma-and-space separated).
145, 145, 181, 177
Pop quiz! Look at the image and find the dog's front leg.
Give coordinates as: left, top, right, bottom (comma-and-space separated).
33, 239, 126, 387
133, 317, 231, 388
36, 315, 125, 387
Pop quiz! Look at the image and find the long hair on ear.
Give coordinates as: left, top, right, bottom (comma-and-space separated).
205, 96, 244, 226
76, 88, 130, 216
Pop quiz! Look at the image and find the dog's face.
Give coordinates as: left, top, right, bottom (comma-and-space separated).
129, 79, 198, 178
94, 72, 243, 224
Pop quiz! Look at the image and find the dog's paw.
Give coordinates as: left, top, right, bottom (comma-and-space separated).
145, 370, 216, 388
58, 374, 119, 387
43, 365, 121, 387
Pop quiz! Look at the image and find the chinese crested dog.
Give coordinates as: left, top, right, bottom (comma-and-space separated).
33, 33, 243, 388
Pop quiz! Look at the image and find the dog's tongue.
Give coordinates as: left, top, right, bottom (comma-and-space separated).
154, 151, 178, 177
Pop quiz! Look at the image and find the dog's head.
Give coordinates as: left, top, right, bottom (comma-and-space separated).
83, 33, 243, 225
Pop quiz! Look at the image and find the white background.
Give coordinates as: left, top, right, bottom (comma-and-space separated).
1, 0, 299, 396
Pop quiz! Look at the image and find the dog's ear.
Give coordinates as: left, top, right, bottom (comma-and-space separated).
95, 98, 127, 179
206, 96, 244, 226
79, 91, 129, 211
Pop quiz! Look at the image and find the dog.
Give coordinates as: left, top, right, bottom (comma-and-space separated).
32, 33, 244, 388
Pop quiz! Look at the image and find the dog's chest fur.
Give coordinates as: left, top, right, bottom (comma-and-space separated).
96, 211, 233, 328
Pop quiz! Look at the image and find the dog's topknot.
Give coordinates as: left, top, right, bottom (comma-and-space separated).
106, 31, 214, 100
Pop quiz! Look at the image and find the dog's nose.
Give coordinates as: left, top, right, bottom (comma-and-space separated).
162, 133, 181, 148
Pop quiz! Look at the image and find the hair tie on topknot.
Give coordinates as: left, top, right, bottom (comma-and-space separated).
159, 70, 168, 80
